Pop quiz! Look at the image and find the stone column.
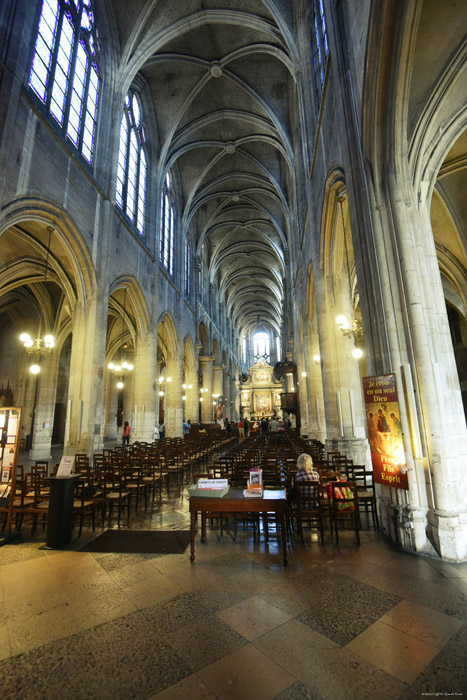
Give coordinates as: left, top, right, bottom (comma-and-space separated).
223, 370, 231, 421
234, 375, 240, 420
199, 355, 214, 423
315, 271, 371, 467
104, 375, 118, 440
212, 364, 224, 420
28, 351, 59, 460
132, 330, 157, 442
65, 294, 107, 457
165, 350, 183, 437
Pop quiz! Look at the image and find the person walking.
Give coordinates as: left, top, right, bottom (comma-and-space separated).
122, 421, 131, 448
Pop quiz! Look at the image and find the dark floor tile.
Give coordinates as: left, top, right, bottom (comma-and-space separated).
0, 659, 19, 700
143, 592, 215, 635
272, 680, 324, 700
398, 622, 467, 697
1, 633, 99, 700
297, 579, 401, 646
95, 551, 164, 572
294, 565, 353, 602
77, 607, 191, 698
164, 614, 247, 672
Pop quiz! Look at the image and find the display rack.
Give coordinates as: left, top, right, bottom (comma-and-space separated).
0, 407, 22, 545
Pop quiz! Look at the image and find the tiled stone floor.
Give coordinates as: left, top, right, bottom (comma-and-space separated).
1, 486, 467, 699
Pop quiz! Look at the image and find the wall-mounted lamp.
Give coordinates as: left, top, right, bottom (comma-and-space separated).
313, 354, 321, 364
336, 315, 364, 340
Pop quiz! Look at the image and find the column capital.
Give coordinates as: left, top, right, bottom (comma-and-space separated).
199, 355, 214, 364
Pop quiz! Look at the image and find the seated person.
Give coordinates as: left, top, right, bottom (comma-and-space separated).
289, 453, 320, 507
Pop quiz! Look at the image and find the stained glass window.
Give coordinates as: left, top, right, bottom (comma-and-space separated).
160, 173, 175, 275
115, 91, 147, 236
29, 0, 100, 164
253, 332, 270, 362
184, 238, 192, 297
311, 0, 329, 94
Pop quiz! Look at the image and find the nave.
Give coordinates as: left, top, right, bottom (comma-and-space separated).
1, 435, 467, 699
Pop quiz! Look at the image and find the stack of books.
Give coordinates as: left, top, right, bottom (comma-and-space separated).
243, 468, 263, 498
243, 485, 263, 498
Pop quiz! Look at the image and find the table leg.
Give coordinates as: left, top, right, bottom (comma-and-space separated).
280, 511, 288, 565
263, 512, 269, 542
201, 512, 207, 543
190, 510, 196, 562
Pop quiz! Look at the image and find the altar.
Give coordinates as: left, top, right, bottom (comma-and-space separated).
240, 360, 283, 420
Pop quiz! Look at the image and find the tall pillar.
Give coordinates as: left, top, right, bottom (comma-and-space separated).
199, 355, 214, 423
165, 350, 183, 437
212, 364, 224, 421
104, 375, 118, 440
315, 271, 371, 467
132, 330, 157, 442
223, 370, 231, 421
28, 351, 59, 460
65, 294, 107, 457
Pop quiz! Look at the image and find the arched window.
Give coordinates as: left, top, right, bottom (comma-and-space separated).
184, 237, 192, 297
276, 334, 281, 361
160, 172, 174, 275
115, 92, 147, 235
241, 336, 247, 364
253, 331, 270, 362
311, 0, 329, 95
29, 0, 100, 164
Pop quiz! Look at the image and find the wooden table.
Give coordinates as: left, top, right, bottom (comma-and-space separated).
189, 488, 288, 565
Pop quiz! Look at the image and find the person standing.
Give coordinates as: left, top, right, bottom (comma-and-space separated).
159, 422, 165, 441
122, 421, 131, 448
238, 419, 244, 439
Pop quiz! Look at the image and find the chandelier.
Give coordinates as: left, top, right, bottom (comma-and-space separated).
19, 226, 55, 374
108, 288, 134, 388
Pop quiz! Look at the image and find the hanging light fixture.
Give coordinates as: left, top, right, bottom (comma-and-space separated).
108, 288, 134, 388
20, 226, 55, 373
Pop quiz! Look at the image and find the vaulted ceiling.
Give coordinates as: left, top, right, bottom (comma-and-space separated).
110, 0, 300, 338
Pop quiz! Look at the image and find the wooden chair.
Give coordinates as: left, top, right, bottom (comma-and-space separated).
347, 466, 379, 528
95, 467, 130, 527
72, 472, 96, 537
291, 481, 324, 544
329, 481, 360, 545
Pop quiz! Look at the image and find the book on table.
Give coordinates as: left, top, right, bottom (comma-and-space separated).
243, 487, 263, 498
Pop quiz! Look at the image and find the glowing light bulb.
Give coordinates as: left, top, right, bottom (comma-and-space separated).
30, 364, 40, 374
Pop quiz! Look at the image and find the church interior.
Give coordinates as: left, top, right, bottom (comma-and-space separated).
0, 1, 466, 697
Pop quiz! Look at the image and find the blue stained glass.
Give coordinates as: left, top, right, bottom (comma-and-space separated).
50, 15, 73, 124
29, 0, 59, 101
137, 152, 147, 234
67, 50, 86, 144
126, 130, 138, 220
30, 0, 100, 164
81, 9, 91, 29
132, 94, 141, 126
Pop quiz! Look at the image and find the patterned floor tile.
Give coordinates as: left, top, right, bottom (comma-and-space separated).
296, 578, 400, 645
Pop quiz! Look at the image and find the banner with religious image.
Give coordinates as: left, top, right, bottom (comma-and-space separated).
362, 373, 409, 490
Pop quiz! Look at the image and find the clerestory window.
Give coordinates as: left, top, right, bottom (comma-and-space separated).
160, 172, 174, 275
115, 92, 147, 236
311, 0, 329, 96
184, 237, 192, 297
29, 0, 100, 164
253, 331, 270, 363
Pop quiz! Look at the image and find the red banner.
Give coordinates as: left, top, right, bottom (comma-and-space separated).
362, 374, 409, 490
